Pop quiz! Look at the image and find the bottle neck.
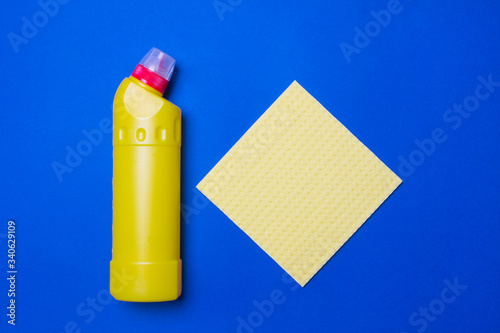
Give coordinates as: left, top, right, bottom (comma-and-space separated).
130, 64, 168, 95
129, 76, 163, 97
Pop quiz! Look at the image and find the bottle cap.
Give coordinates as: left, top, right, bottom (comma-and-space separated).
131, 47, 175, 94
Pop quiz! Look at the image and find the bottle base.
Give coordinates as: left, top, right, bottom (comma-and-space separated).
110, 260, 182, 302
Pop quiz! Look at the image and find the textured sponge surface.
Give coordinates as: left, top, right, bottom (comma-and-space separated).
197, 81, 401, 286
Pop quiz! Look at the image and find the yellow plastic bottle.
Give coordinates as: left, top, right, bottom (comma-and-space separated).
110, 48, 181, 302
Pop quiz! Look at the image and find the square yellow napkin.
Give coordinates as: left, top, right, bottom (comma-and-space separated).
197, 81, 401, 286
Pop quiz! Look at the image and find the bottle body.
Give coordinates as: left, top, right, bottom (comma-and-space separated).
111, 77, 181, 302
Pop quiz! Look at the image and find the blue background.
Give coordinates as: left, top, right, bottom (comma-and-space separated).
1, 0, 499, 332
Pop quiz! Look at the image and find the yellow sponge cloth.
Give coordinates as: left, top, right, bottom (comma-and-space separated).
197, 81, 401, 286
